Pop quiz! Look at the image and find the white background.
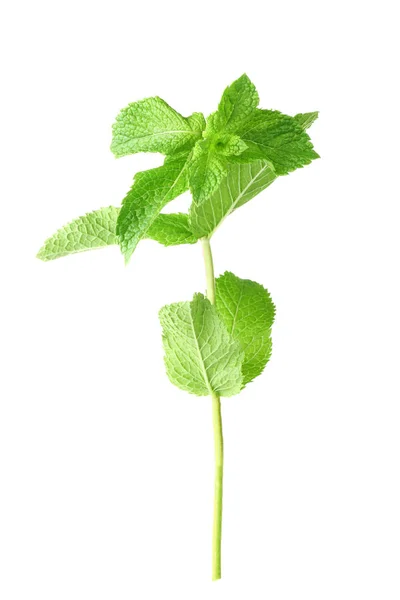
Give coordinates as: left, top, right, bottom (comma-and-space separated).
1, 1, 399, 598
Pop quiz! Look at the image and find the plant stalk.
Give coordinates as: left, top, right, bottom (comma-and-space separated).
201, 237, 223, 581
201, 236, 216, 305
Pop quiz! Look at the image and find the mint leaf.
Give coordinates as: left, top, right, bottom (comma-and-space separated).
207, 74, 259, 134
147, 213, 197, 246
215, 272, 275, 385
37, 206, 119, 261
37, 207, 197, 261
236, 109, 319, 175
188, 141, 227, 205
159, 293, 243, 397
294, 111, 319, 130
117, 150, 191, 262
189, 160, 276, 238
111, 96, 205, 157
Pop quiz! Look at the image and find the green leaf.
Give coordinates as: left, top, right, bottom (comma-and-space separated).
117, 150, 191, 262
37, 206, 119, 261
186, 112, 207, 133
215, 272, 275, 385
111, 96, 204, 157
189, 160, 277, 238
293, 111, 319, 130
236, 109, 319, 175
159, 293, 244, 397
37, 208, 197, 261
147, 213, 197, 246
188, 141, 227, 205
207, 74, 259, 134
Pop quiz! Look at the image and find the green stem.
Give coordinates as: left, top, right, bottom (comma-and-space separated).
211, 391, 223, 581
201, 237, 223, 581
201, 236, 216, 305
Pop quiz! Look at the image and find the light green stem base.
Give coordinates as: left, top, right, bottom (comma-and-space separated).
211, 391, 223, 581
201, 237, 223, 581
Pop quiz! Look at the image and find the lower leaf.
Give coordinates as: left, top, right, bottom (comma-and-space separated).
159, 293, 244, 397
215, 271, 275, 385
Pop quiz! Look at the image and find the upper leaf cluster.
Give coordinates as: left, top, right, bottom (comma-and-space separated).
37, 75, 319, 264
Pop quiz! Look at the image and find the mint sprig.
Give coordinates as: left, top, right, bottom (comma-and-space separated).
37, 75, 319, 581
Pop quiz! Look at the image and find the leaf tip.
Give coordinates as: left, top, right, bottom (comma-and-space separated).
36, 248, 47, 261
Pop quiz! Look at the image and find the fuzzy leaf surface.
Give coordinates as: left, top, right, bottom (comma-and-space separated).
236, 109, 319, 175
213, 134, 248, 157
188, 141, 227, 205
111, 96, 204, 157
207, 74, 259, 134
216, 272, 275, 385
37, 207, 120, 261
147, 213, 197, 246
37, 208, 197, 261
159, 293, 244, 397
117, 151, 191, 262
